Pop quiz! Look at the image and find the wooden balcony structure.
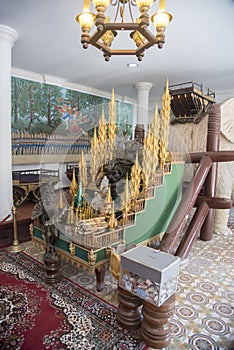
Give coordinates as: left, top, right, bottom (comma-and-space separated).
169, 81, 216, 124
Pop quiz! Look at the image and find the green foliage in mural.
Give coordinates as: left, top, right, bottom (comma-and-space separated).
11, 76, 133, 138
11, 77, 62, 134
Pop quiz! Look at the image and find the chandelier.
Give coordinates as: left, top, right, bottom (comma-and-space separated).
76, 0, 172, 61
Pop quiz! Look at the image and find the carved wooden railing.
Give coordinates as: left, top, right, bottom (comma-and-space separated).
159, 151, 234, 259
159, 102, 234, 259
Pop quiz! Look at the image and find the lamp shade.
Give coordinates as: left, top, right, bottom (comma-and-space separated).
92, 0, 111, 7
151, 11, 172, 29
136, 0, 154, 8
76, 10, 95, 28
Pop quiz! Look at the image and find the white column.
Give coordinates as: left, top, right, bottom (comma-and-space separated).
135, 82, 153, 131
0, 25, 18, 221
59, 163, 71, 187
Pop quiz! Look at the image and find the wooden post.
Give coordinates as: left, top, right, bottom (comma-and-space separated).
159, 155, 212, 254
95, 265, 106, 292
200, 104, 221, 241
141, 294, 176, 349
117, 285, 142, 330
176, 201, 209, 259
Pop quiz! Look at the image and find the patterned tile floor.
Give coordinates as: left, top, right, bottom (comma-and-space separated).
23, 209, 234, 350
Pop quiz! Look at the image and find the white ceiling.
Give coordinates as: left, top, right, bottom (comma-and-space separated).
1, 0, 234, 101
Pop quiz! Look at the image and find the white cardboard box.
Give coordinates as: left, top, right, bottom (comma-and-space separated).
119, 245, 180, 306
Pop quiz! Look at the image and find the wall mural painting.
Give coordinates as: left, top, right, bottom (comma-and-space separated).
11, 76, 133, 156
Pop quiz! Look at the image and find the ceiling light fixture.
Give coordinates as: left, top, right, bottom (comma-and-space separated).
127, 62, 139, 68
76, 0, 172, 62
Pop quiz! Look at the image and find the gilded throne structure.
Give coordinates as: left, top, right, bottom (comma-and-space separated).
31, 84, 185, 290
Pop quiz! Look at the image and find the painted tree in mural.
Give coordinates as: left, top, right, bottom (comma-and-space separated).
12, 77, 39, 128
116, 102, 133, 138
12, 77, 62, 134
12, 78, 45, 130
39, 84, 62, 132
11, 77, 27, 126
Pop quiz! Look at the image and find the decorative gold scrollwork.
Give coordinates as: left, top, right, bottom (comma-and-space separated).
69, 242, 76, 255
105, 246, 112, 258
88, 249, 97, 266
29, 223, 34, 238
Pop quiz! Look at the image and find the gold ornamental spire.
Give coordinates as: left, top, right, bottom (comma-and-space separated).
59, 188, 64, 209
79, 150, 88, 190
159, 79, 171, 168
121, 175, 130, 214
91, 126, 98, 148
152, 102, 160, 133
130, 152, 141, 199
109, 203, 117, 229
106, 186, 112, 203
90, 127, 99, 183
69, 167, 78, 203
149, 102, 160, 181
108, 87, 116, 160
98, 108, 107, 166
142, 129, 151, 188
162, 79, 171, 122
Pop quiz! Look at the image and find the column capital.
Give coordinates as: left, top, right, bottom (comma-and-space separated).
0, 25, 18, 47
135, 82, 153, 92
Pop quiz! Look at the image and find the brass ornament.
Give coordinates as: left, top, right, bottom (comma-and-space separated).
88, 249, 97, 266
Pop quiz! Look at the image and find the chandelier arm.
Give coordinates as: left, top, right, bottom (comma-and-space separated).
138, 26, 157, 43
90, 22, 140, 48
107, 49, 137, 55
128, 0, 135, 22
113, 1, 121, 23
90, 29, 107, 44
121, 1, 126, 23
136, 41, 154, 55
91, 40, 112, 54
104, 22, 139, 30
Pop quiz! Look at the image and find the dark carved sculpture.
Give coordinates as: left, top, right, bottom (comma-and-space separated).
31, 180, 61, 284
95, 158, 134, 199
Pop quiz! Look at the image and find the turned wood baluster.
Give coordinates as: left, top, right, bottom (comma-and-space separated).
141, 294, 176, 349
117, 285, 142, 330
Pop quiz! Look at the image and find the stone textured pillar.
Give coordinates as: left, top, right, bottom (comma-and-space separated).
135, 82, 153, 135
0, 25, 18, 221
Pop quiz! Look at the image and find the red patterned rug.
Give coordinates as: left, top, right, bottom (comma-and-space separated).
0, 250, 147, 350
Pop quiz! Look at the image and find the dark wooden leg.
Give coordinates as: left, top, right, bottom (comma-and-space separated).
117, 285, 142, 330
141, 294, 176, 349
95, 265, 106, 292
43, 249, 61, 284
